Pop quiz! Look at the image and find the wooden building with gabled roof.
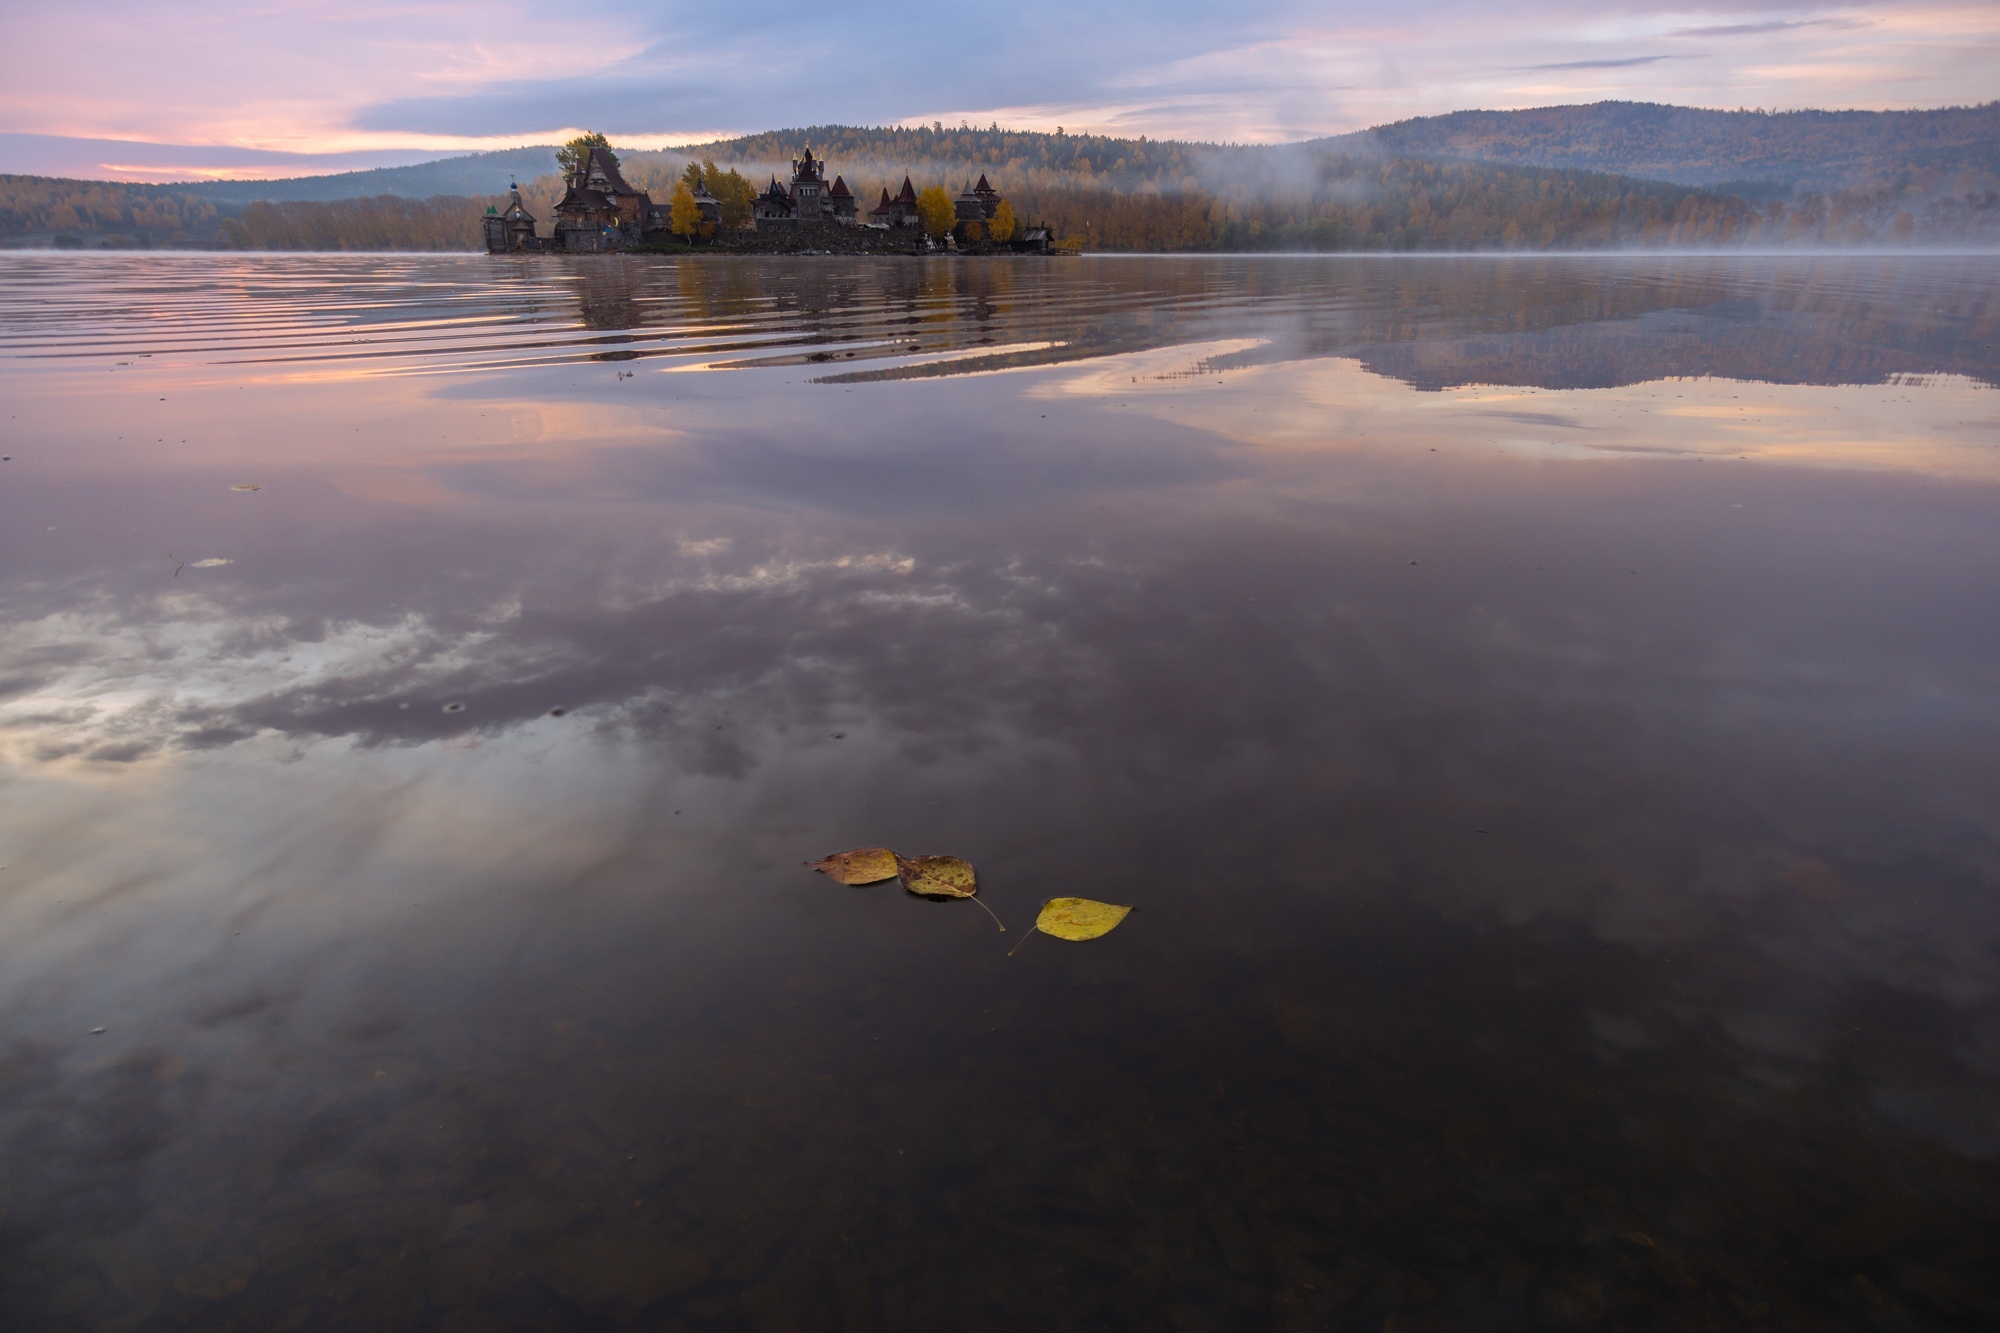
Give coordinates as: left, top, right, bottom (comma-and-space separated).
825, 174, 857, 221
954, 174, 1003, 224
552, 145, 658, 251
482, 182, 543, 252
753, 174, 794, 223
687, 170, 723, 228
870, 176, 921, 227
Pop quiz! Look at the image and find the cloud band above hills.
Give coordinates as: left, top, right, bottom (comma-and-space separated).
1, 0, 1996, 182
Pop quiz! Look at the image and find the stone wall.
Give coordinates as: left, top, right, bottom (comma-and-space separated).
663, 221, 926, 256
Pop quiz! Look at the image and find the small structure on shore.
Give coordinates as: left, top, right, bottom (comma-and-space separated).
954, 175, 1003, 228
870, 176, 922, 227
689, 172, 723, 229
482, 184, 542, 252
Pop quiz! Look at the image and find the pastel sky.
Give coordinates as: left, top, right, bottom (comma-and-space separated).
1, 0, 1995, 181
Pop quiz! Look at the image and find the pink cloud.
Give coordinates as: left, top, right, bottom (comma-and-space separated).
2, 0, 1994, 178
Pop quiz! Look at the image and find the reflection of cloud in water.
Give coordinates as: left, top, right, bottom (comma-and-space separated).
5, 256, 2000, 1326
1044, 348, 2000, 479
5, 468, 1996, 1037
0, 549, 924, 764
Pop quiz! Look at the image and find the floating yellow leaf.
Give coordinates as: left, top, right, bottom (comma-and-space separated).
896, 854, 976, 898
807, 847, 900, 885
1034, 897, 1132, 941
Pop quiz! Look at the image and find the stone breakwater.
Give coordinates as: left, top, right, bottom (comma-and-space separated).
634, 220, 1058, 258
685, 221, 922, 255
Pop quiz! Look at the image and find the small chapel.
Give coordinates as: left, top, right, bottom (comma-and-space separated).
482, 184, 540, 253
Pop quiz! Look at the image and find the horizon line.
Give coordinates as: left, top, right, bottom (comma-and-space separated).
12, 98, 1999, 189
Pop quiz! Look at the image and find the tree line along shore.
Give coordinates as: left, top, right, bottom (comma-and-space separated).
4, 108, 1997, 253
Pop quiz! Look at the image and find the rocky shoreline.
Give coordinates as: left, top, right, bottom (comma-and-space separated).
629, 220, 1056, 257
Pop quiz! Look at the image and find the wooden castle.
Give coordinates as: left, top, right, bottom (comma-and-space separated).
485, 144, 1047, 253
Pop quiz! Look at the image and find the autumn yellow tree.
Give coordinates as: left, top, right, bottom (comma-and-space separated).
557, 132, 615, 178
989, 200, 1017, 244
703, 159, 755, 229
916, 185, 955, 238
669, 182, 701, 240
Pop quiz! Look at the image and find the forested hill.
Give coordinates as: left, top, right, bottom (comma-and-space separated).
173, 147, 561, 206
653, 125, 1202, 193
1317, 102, 2000, 195
5, 103, 1998, 251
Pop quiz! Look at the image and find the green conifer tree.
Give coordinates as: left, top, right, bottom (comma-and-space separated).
557, 133, 616, 178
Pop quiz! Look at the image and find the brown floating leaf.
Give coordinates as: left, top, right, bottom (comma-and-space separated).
807, 847, 900, 885
896, 854, 977, 898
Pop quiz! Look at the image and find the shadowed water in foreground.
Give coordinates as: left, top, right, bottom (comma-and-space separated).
1, 253, 1998, 1330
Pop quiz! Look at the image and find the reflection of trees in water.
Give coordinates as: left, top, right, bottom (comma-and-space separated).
556, 256, 1996, 389
566, 263, 648, 332
621, 259, 1073, 361
1336, 259, 2000, 389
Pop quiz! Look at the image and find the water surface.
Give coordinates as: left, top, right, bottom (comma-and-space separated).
2, 253, 1998, 1330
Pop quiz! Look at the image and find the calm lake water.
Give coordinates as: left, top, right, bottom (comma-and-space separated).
2, 253, 1998, 1330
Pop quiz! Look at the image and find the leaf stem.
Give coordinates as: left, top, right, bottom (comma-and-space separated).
1007, 925, 1040, 957
970, 896, 1007, 932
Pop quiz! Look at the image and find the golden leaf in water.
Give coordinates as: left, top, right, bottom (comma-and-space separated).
807, 848, 900, 885
1034, 897, 1132, 941
897, 854, 977, 898
230, 483, 262, 491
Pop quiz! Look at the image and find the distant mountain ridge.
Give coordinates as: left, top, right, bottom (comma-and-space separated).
5, 102, 1996, 251
1315, 101, 2000, 194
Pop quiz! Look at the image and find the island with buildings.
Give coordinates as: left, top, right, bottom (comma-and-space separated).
484, 144, 1053, 255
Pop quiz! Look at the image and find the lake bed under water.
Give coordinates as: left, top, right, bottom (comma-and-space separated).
1, 253, 1998, 1330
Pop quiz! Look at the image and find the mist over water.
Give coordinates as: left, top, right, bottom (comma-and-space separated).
1, 253, 1997, 1330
